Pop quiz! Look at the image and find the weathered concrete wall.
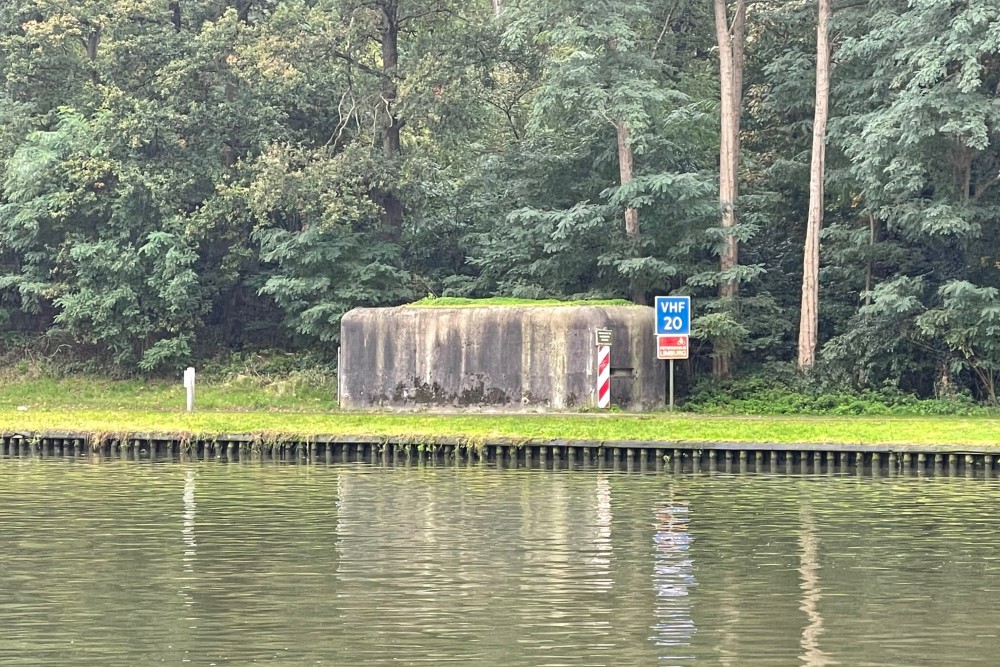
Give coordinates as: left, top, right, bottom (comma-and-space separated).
339, 305, 665, 410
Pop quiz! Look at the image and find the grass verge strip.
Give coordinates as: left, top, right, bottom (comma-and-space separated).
1, 411, 998, 447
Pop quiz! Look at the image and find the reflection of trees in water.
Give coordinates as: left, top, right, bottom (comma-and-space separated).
650, 499, 697, 662
798, 505, 830, 667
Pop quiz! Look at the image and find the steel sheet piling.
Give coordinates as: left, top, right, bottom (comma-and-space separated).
7, 431, 1000, 477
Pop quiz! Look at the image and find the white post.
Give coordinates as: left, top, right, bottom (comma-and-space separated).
337, 346, 342, 409
183, 367, 196, 412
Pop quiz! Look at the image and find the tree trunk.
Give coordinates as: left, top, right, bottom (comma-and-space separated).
616, 120, 645, 305
235, 0, 253, 23
86, 30, 100, 62
616, 121, 639, 241
491, 0, 502, 17
954, 142, 972, 205
713, 0, 746, 378
378, 0, 404, 241
170, 1, 181, 31
82, 27, 100, 84
605, 33, 645, 305
864, 213, 875, 306
221, 3, 252, 166
797, 0, 831, 370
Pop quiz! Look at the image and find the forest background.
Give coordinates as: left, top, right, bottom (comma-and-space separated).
1, 0, 998, 411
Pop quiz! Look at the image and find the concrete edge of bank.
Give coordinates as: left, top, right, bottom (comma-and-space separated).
2, 430, 999, 475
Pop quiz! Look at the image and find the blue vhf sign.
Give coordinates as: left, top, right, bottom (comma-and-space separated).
655, 296, 691, 335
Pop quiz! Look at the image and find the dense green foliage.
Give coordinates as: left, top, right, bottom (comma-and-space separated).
685, 366, 988, 415
1, 0, 998, 403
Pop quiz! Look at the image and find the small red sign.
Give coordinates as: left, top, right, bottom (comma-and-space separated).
657, 335, 689, 360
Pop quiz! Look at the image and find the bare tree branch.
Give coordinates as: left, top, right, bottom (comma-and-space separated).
972, 175, 1000, 203
651, 0, 679, 60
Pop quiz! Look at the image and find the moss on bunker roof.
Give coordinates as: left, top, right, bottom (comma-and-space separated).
405, 297, 638, 308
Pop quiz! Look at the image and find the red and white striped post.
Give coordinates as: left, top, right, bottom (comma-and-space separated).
595, 329, 613, 409
596, 346, 611, 408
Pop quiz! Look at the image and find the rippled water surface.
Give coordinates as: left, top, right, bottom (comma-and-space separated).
2, 459, 1000, 665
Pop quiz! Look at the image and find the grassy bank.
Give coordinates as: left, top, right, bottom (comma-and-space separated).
2, 378, 999, 447
2, 411, 999, 447
0, 377, 337, 412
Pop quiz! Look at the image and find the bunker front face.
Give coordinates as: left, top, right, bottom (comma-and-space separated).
338, 304, 665, 410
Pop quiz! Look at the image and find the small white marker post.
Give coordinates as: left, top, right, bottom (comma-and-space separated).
183, 367, 196, 413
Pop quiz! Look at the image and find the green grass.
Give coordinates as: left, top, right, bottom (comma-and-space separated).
0, 377, 337, 413
2, 412, 999, 447
406, 297, 636, 308
1, 377, 999, 447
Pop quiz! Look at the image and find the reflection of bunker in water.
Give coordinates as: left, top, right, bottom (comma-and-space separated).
339, 304, 665, 410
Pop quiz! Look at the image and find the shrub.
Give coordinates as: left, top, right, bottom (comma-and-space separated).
684, 364, 989, 416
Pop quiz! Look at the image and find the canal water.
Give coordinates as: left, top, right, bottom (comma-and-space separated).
1, 460, 999, 665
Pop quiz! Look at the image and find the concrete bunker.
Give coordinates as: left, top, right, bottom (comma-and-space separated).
339, 303, 665, 410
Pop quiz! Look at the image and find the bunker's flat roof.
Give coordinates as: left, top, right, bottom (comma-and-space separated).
403, 297, 640, 308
